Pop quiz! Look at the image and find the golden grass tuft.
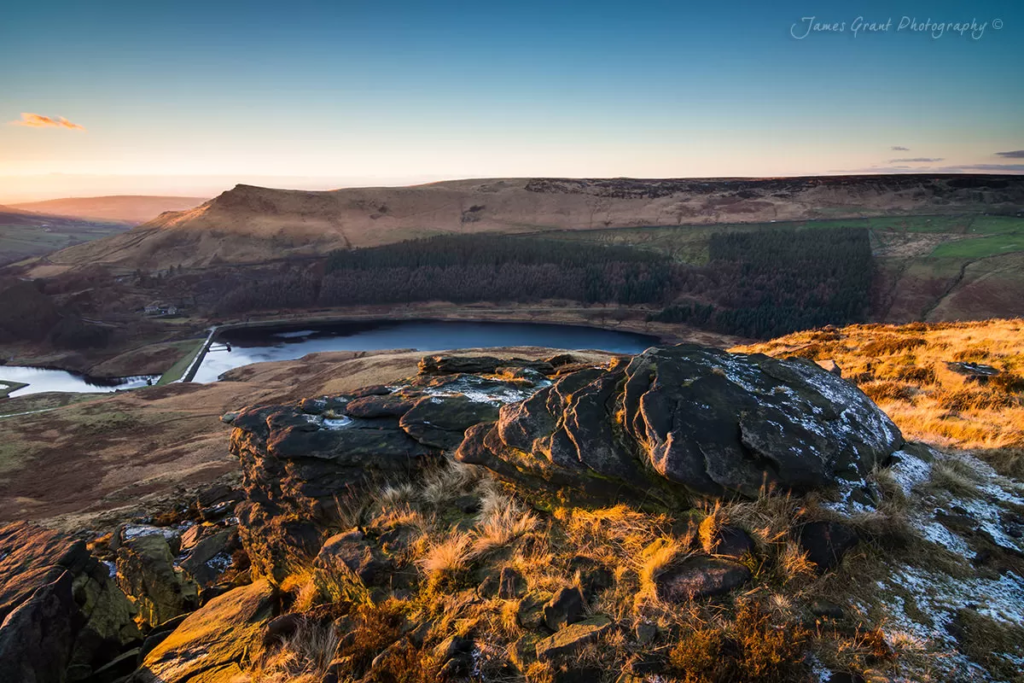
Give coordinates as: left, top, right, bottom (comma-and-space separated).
417, 532, 473, 588
470, 492, 538, 557
252, 618, 339, 683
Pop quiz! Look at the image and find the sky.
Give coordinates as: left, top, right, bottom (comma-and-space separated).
1, 0, 1022, 202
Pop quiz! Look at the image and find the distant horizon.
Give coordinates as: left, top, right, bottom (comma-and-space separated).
4, 168, 1024, 205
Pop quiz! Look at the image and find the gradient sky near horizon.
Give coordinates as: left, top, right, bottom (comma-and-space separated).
2, 0, 1023, 201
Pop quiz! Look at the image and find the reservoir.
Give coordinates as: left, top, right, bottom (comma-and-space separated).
191, 319, 659, 383
0, 320, 660, 394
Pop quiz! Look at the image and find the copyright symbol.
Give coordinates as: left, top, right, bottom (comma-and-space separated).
993, 18, 1003, 29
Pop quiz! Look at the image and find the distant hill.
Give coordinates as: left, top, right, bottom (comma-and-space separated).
0, 206, 132, 266
11, 195, 208, 225
39, 175, 1024, 270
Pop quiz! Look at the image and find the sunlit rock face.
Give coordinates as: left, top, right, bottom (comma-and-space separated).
457, 344, 904, 506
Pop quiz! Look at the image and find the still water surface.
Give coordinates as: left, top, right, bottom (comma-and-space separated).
0, 366, 158, 398
191, 320, 659, 383
0, 320, 660, 395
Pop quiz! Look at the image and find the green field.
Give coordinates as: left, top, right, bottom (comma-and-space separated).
156, 338, 207, 385
930, 230, 1024, 259
541, 214, 1024, 265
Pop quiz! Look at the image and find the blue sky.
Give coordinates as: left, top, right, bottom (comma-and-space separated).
1, 0, 1022, 200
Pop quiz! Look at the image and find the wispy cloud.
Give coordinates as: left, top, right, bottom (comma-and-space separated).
8, 112, 86, 130
829, 163, 1024, 175
889, 157, 943, 163
891, 146, 910, 151
995, 150, 1024, 159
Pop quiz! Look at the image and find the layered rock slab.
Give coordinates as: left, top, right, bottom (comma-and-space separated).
132, 579, 276, 683
457, 344, 904, 505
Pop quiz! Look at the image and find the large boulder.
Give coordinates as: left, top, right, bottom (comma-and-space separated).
132, 579, 277, 683
457, 344, 904, 505
0, 522, 140, 682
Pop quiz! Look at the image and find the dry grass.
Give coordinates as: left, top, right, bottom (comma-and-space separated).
251, 619, 339, 683
736, 318, 1024, 478
471, 492, 539, 557
666, 600, 811, 683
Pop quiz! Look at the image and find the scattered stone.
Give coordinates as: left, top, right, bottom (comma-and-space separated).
816, 359, 843, 377
516, 593, 548, 631
178, 524, 205, 553
344, 394, 419, 418
350, 384, 392, 398
419, 355, 554, 376
568, 555, 614, 596
635, 621, 657, 646
399, 395, 500, 449
810, 599, 845, 620
434, 634, 474, 673
535, 616, 613, 661
0, 523, 139, 683
119, 524, 183, 555
0, 570, 78, 683
543, 586, 586, 631
946, 362, 1000, 383
654, 556, 751, 602
262, 613, 302, 647
137, 614, 188, 661
89, 647, 141, 683
179, 528, 237, 589
797, 521, 859, 571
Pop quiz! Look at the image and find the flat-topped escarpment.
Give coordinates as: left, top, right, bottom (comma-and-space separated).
45, 174, 1024, 268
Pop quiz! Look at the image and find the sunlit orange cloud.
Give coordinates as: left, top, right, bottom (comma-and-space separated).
9, 112, 86, 130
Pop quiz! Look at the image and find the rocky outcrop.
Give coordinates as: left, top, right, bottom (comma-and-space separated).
457, 344, 904, 505
229, 345, 903, 579
0, 522, 140, 683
